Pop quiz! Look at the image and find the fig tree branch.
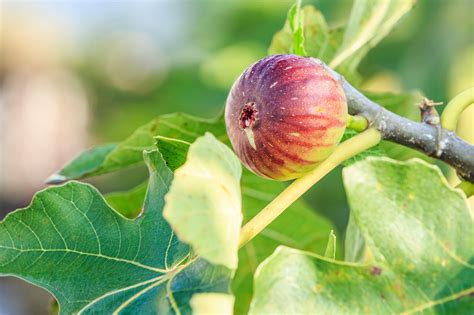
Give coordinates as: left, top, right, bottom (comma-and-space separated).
327, 66, 474, 183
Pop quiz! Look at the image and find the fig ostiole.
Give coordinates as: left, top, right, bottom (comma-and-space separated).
225, 54, 348, 181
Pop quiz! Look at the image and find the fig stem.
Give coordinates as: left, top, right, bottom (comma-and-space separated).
441, 87, 474, 131
238, 128, 382, 248
347, 115, 369, 132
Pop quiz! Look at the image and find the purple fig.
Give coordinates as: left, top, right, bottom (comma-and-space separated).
225, 54, 347, 180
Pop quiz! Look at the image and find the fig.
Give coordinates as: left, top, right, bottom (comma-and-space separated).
225, 54, 347, 180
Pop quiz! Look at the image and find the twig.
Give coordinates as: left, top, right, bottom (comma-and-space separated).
324, 65, 474, 182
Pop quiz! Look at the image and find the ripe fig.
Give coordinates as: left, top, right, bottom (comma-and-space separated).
225, 54, 347, 181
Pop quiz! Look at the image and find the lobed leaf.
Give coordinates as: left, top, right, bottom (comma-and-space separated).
101, 137, 200, 222
249, 157, 473, 314
0, 143, 236, 314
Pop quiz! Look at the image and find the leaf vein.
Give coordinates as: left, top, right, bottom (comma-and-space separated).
0, 245, 167, 273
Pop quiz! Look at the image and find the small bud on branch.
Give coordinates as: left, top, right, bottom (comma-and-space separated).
419, 98, 442, 125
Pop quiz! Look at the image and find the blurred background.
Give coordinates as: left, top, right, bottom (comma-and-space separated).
0, 0, 472, 314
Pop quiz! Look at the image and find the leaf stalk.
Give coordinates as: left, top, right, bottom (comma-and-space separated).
238, 128, 382, 248
441, 87, 474, 131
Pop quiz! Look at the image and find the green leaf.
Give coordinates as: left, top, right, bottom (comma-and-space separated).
153, 136, 336, 315
102, 137, 193, 234
269, 5, 340, 62
249, 157, 473, 314
287, 0, 307, 56
156, 136, 194, 171
46, 143, 118, 184
104, 181, 148, 219
0, 149, 234, 314
287, 2, 298, 32
47, 113, 226, 183
164, 133, 242, 270
330, 0, 416, 71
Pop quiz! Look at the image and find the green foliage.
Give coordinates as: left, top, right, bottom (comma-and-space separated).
235, 170, 335, 314
270, 0, 415, 85
80, 117, 335, 314
330, 0, 416, 75
271, 0, 420, 168
48, 113, 226, 183
47, 143, 118, 184
2, 1, 471, 314
105, 181, 148, 218
271, 0, 422, 167
286, 0, 307, 56
154, 135, 336, 315
269, 5, 341, 62
249, 158, 473, 314
0, 148, 235, 314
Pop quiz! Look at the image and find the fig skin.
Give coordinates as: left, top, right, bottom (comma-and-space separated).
225, 54, 348, 181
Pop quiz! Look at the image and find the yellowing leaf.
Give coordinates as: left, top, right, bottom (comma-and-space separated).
191, 293, 234, 315
164, 133, 242, 269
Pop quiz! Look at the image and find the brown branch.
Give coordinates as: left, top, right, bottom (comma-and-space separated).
325, 65, 474, 182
